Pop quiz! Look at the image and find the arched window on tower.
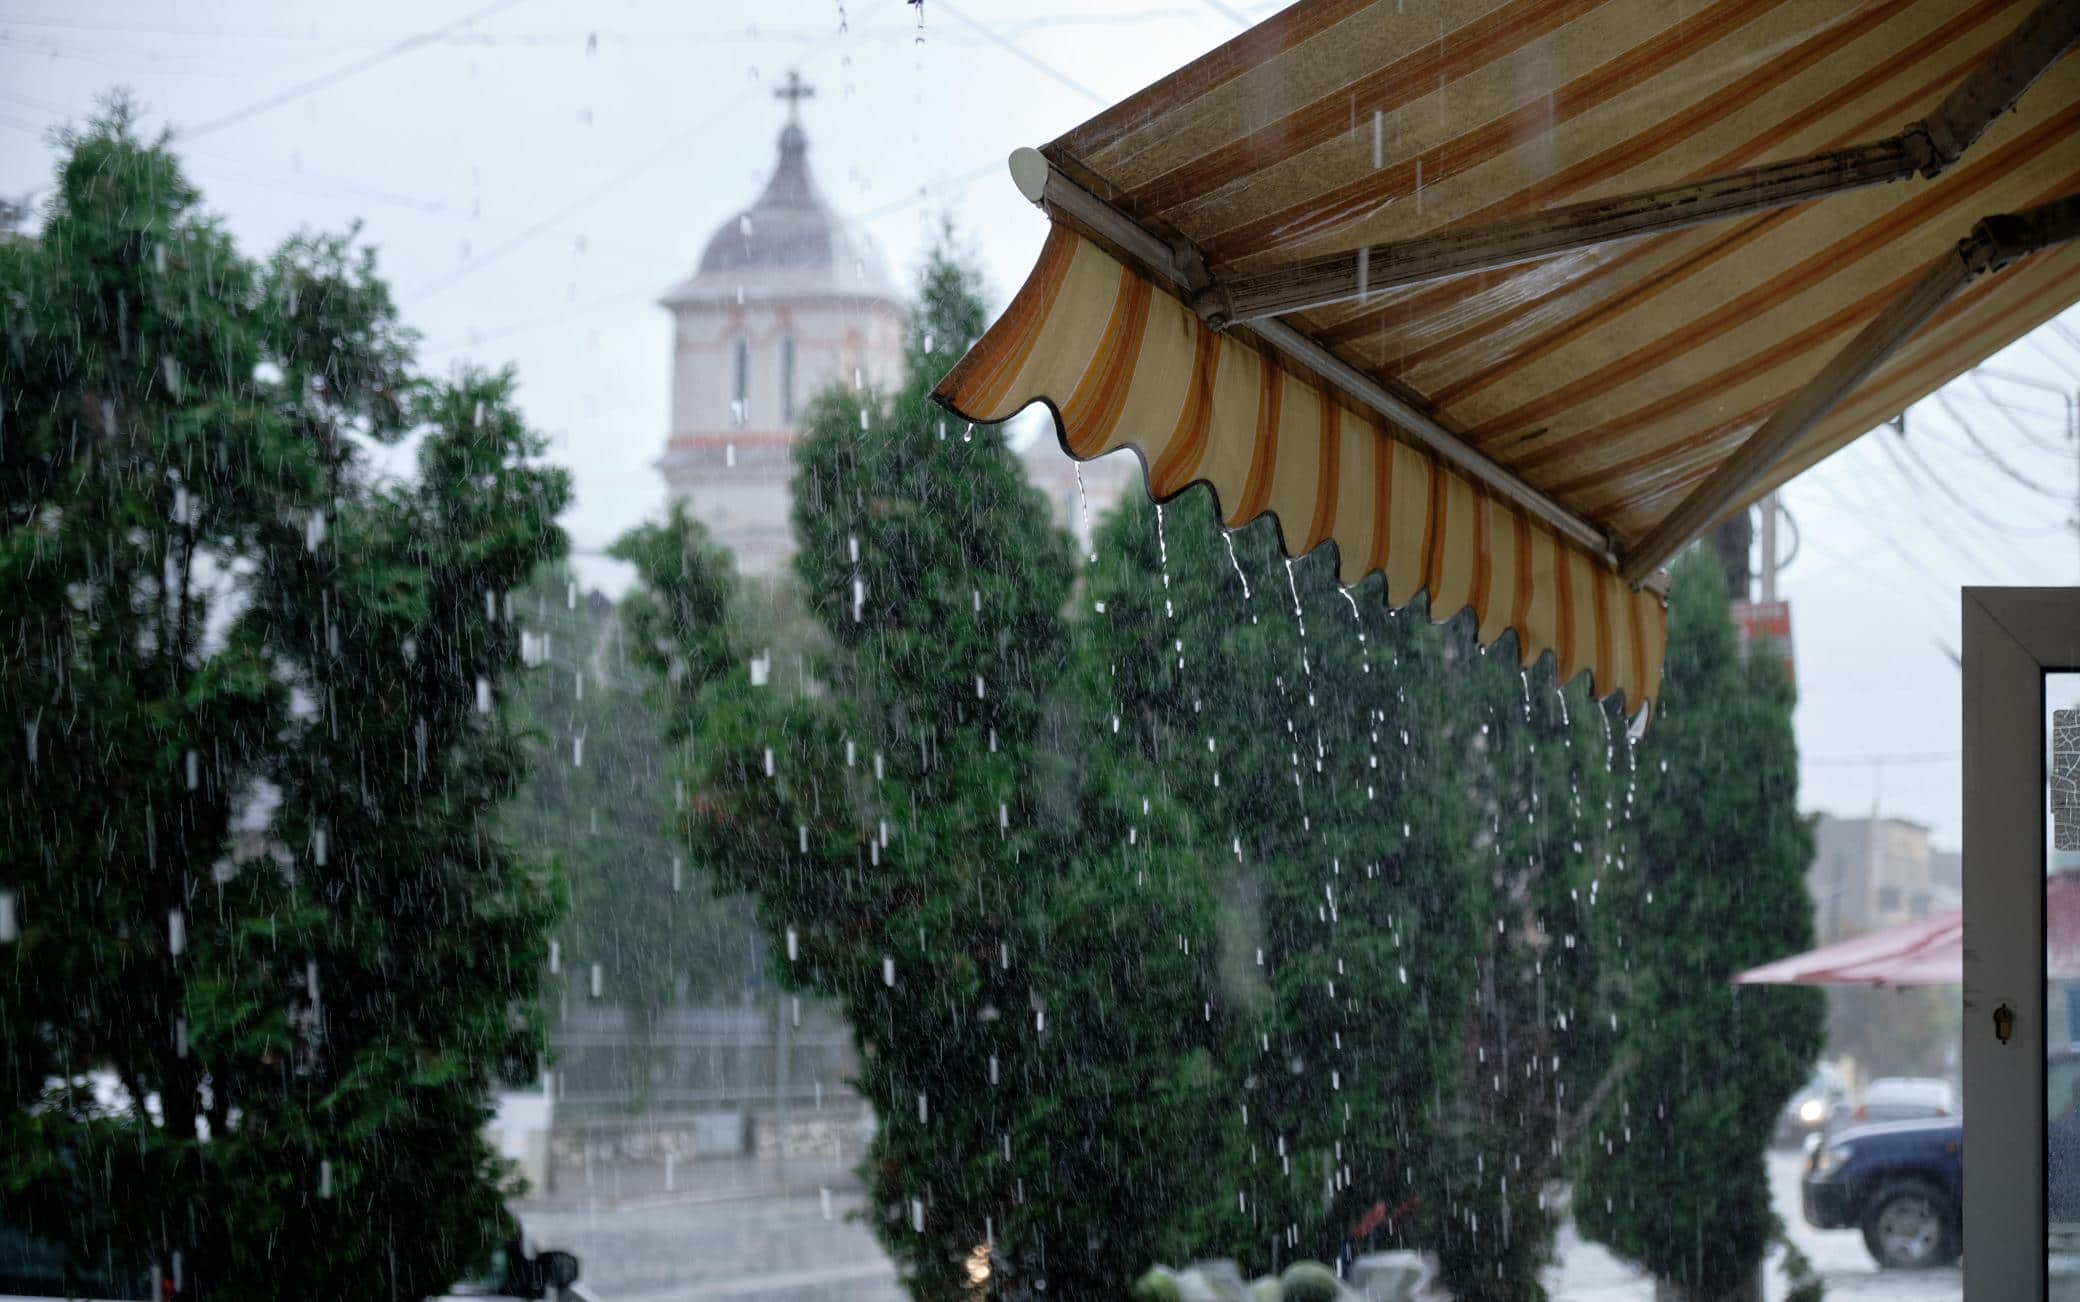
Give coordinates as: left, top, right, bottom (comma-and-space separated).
732, 337, 750, 426
781, 336, 797, 423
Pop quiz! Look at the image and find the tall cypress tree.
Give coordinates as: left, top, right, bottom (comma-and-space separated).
621, 233, 1224, 1297
1080, 486, 1478, 1275
1571, 549, 1822, 1301
0, 106, 567, 1300
1429, 634, 1622, 1300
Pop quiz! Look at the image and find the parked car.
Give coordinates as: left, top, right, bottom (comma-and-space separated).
1801, 1116, 1963, 1269
1847, 1076, 1957, 1126
2050, 1050, 2080, 1222
1775, 1061, 1848, 1147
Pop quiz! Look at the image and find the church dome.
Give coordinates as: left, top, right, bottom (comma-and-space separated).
664, 95, 898, 307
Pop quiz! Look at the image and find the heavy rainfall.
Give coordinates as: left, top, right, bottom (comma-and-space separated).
5, 3, 2080, 1302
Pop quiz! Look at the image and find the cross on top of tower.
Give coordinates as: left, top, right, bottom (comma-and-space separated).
774, 70, 814, 124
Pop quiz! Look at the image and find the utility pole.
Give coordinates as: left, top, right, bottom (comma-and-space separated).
1708, 508, 1753, 603
1759, 491, 1781, 603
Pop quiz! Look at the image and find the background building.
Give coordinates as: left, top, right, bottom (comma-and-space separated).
655, 74, 1134, 576
1807, 813, 1960, 945
655, 74, 907, 578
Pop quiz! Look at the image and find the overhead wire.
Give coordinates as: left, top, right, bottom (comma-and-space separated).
1865, 428, 2013, 579
397, 0, 949, 306
4, 0, 527, 208
1930, 394, 2073, 501
934, 2, 1111, 107
1968, 373, 2073, 450
402, 77, 784, 303
1800, 436, 1967, 604
1805, 751, 1960, 767
178, 0, 531, 141
1889, 420, 2071, 539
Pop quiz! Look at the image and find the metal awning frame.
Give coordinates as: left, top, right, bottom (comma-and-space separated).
1201, 0, 2079, 326
1005, 0, 2078, 594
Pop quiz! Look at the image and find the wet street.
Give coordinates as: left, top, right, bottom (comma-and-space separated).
524, 1149, 1961, 1301
1549, 1148, 1961, 1300
524, 1182, 902, 1302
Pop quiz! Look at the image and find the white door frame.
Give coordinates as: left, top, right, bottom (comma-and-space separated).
1963, 587, 2080, 1300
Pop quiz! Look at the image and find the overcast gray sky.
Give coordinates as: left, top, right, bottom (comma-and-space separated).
5, 0, 2077, 849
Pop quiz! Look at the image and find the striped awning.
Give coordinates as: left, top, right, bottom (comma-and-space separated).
931, 0, 2080, 717
937, 226, 1668, 713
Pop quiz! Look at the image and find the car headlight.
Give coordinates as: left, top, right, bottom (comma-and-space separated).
1797, 1098, 1826, 1124
1812, 1142, 1854, 1176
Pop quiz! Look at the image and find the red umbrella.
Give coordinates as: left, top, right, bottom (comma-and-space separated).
1734, 873, 2080, 987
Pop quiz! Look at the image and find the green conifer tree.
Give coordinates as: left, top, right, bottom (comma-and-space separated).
1428, 635, 1622, 1300
620, 233, 1225, 1297
1079, 486, 1479, 1275
1570, 549, 1823, 1301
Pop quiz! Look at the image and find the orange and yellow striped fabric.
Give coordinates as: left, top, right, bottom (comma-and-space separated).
936, 0, 2080, 716
935, 225, 1668, 715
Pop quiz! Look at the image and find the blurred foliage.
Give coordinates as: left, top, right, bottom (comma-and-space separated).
1570, 549, 1825, 1298
1826, 984, 1959, 1083
501, 562, 764, 1110
0, 102, 567, 1300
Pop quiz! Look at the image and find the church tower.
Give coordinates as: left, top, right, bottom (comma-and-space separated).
656, 72, 906, 576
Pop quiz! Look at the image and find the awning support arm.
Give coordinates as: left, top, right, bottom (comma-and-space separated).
1200, 0, 2079, 326
1618, 193, 2080, 585
1008, 148, 1623, 565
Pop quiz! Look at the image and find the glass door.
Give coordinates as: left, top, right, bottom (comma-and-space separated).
1963, 590, 2080, 1301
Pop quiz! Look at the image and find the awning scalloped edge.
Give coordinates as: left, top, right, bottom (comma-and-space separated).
930, 224, 1668, 717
